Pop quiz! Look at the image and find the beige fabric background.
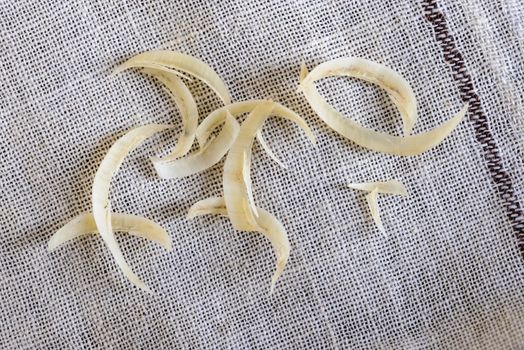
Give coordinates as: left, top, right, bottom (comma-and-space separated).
1, 0, 524, 348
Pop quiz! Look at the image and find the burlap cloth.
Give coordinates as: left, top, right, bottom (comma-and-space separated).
1, 0, 524, 348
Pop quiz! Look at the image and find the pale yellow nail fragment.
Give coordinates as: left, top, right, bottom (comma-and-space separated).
348, 180, 408, 236
299, 58, 467, 155
188, 197, 289, 293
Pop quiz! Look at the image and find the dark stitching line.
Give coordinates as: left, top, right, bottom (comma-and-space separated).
422, 0, 524, 257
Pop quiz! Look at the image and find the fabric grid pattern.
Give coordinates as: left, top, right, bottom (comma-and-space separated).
1, 0, 524, 349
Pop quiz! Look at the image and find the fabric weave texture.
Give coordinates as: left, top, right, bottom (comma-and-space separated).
1, 0, 524, 348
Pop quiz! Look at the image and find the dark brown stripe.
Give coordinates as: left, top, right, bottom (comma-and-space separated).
422, 0, 524, 256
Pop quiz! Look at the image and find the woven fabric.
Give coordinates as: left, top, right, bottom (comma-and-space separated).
2, 0, 524, 348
